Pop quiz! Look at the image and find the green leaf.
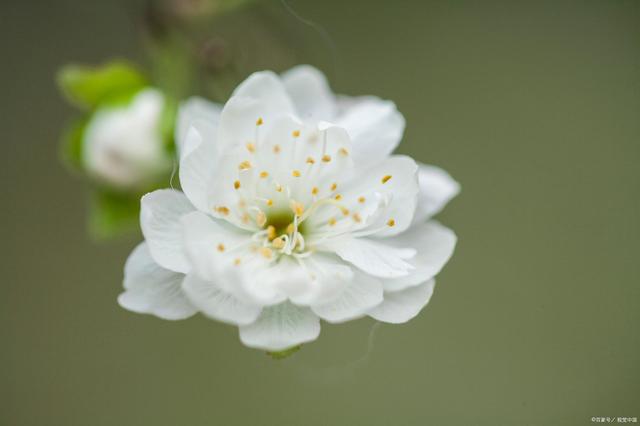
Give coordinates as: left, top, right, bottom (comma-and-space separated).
59, 117, 87, 172
266, 345, 302, 360
88, 190, 141, 241
57, 60, 148, 110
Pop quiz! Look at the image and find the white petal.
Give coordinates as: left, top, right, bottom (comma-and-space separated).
367, 280, 435, 324
179, 122, 218, 211
182, 273, 262, 325
140, 189, 195, 273
382, 221, 457, 292
239, 302, 321, 351
118, 242, 196, 320
328, 237, 416, 278
175, 97, 221, 159
339, 155, 419, 237
311, 272, 383, 323
413, 163, 460, 223
336, 96, 405, 167
281, 65, 336, 121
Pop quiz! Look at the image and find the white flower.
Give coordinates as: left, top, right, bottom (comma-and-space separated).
118, 66, 459, 351
83, 89, 172, 189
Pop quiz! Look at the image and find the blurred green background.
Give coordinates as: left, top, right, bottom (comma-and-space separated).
2, 0, 639, 425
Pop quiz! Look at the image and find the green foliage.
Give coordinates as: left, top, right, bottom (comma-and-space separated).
266, 345, 302, 360
88, 190, 142, 241
59, 117, 87, 172
57, 61, 148, 110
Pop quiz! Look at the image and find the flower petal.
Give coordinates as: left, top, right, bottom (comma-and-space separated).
175, 97, 221, 159
311, 272, 383, 323
239, 302, 321, 351
281, 65, 336, 121
336, 96, 405, 167
140, 189, 195, 273
327, 237, 416, 278
367, 279, 436, 324
413, 163, 460, 223
382, 221, 457, 292
118, 242, 196, 320
182, 273, 262, 325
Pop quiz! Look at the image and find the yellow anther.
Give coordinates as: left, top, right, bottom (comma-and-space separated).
242, 213, 250, 224
292, 170, 301, 177
256, 117, 263, 126
217, 243, 225, 252
306, 156, 316, 164
259, 171, 269, 179
358, 196, 366, 203
286, 223, 295, 234
322, 154, 332, 162
234, 258, 241, 266
238, 160, 252, 170
260, 247, 273, 259
290, 200, 305, 216
272, 237, 285, 249
234, 180, 241, 190
266, 199, 273, 207
334, 194, 342, 201
330, 183, 337, 191
339, 147, 349, 156
275, 184, 283, 192
215, 206, 230, 216
328, 217, 337, 226
387, 218, 396, 227
382, 175, 392, 184
267, 225, 276, 240
341, 207, 350, 216
353, 213, 362, 223
256, 211, 267, 227
246, 143, 256, 153
273, 144, 281, 154
292, 130, 301, 137
311, 187, 319, 196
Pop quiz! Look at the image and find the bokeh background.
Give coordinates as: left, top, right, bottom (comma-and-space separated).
2, 0, 639, 425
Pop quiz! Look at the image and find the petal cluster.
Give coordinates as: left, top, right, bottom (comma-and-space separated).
119, 66, 459, 351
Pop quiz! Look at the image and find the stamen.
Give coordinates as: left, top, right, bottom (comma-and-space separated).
275, 184, 283, 192
273, 144, 281, 154
259, 171, 269, 179
382, 175, 392, 184
334, 194, 342, 201
290, 200, 305, 217
339, 148, 349, 156
215, 206, 230, 216
292, 170, 301, 177
311, 187, 319, 196
272, 237, 285, 249
242, 213, 250, 224
266, 199, 273, 207
330, 183, 337, 191
234, 180, 241, 190
353, 213, 362, 223
256, 117, 263, 126
322, 154, 332, 163
260, 247, 273, 259
246, 143, 256, 153
292, 130, 301, 138
387, 218, 396, 227
341, 207, 350, 216
328, 217, 337, 226
358, 196, 366, 203
238, 161, 252, 170
256, 211, 267, 227
306, 157, 316, 164
217, 243, 225, 252
267, 226, 276, 240
234, 258, 241, 266
286, 223, 295, 234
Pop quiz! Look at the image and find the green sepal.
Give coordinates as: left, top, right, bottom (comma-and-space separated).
266, 345, 302, 360
88, 190, 142, 241
57, 60, 148, 110
59, 117, 88, 172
